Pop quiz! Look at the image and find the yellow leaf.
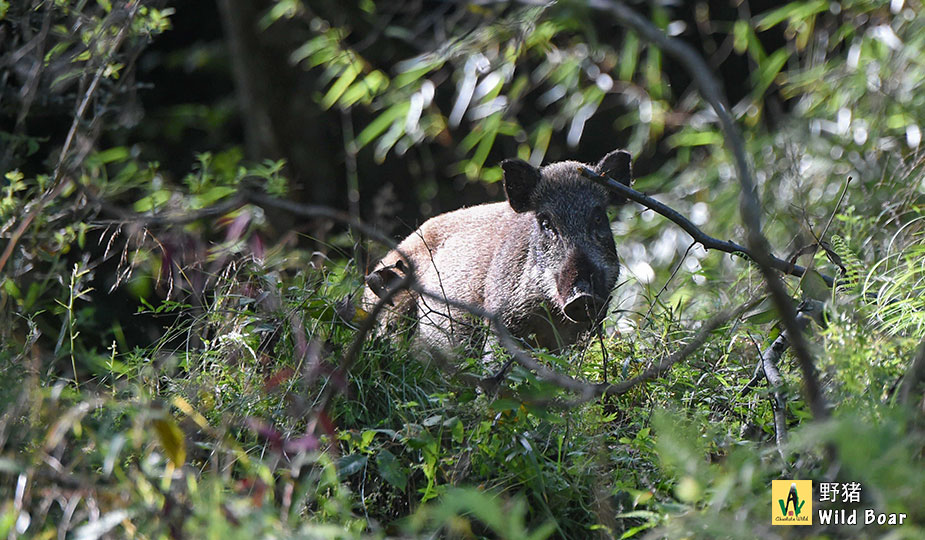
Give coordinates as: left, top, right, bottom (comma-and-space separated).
152, 417, 186, 468
172, 395, 210, 431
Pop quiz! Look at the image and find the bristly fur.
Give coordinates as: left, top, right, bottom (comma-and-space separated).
362, 149, 633, 363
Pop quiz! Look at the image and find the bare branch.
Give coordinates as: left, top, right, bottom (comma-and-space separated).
415, 286, 762, 406
580, 167, 835, 287
312, 270, 416, 415
54, 3, 141, 184
594, 0, 829, 420
590, 297, 761, 399
87, 190, 772, 408
243, 190, 399, 252
752, 300, 827, 462
759, 330, 790, 462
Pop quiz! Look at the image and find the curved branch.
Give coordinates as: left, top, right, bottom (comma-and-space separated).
580, 167, 835, 287
91, 191, 774, 408
595, 0, 829, 420
241, 192, 750, 406
414, 283, 761, 407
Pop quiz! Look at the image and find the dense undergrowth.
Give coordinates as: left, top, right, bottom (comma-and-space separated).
2, 1, 925, 539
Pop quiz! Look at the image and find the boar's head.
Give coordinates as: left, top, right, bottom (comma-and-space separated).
501, 149, 632, 324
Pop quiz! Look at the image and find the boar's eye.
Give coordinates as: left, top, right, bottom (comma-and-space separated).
537, 213, 557, 236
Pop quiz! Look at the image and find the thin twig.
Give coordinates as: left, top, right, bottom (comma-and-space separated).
312, 271, 415, 416
243, 190, 399, 252
0, 4, 141, 276
795, 176, 852, 294
641, 241, 697, 329
94, 193, 249, 227
54, 3, 140, 184
435, 290, 763, 406
341, 109, 365, 269
735, 345, 766, 400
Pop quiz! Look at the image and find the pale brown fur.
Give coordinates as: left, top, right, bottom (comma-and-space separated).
363, 150, 633, 362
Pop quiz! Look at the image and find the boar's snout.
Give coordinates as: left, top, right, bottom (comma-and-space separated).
563, 290, 608, 323
556, 250, 612, 323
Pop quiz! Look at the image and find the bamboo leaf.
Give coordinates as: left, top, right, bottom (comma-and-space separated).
752, 48, 790, 98
321, 62, 361, 110
755, 0, 827, 32
355, 102, 408, 150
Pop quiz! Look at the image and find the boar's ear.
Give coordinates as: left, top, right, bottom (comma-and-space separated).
596, 149, 633, 206
502, 159, 541, 213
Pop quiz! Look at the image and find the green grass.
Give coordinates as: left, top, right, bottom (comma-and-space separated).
3, 233, 924, 538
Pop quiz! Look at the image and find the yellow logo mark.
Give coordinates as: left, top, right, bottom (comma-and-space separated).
772, 480, 813, 526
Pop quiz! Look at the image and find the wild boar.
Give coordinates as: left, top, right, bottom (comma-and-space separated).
363, 149, 632, 362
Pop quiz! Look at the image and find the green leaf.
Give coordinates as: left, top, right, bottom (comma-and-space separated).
745, 303, 779, 325
430, 488, 505, 533
321, 62, 362, 110
617, 511, 660, 539
667, 130, 723, 148
2, 278, 21, 300
480, 165, 503, 183
360, 429, 376, 449
751, 48, 791, 98
733, 20, 749, 55
393, 61, 441, 88
24, 282, 42, 310
451, 417, 464, 443
191, 186, 235, 208
290, 35, 329, 65
133, 189, 171, 212
376, 449, 408, 491
745, 24, 767, 64
619, 31, 639, 81
0, 506, 17, 538
470, 113, 501, 174
422, 415, 444, 427
355, 102, 408, 150
755, 0, 827, 32
50, 68, 84, 91
489, 398, 520, 411
44, 42, 71, 64
800, 269, 831, 303
339, 70, 388, 108
336, 454, 367, 480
